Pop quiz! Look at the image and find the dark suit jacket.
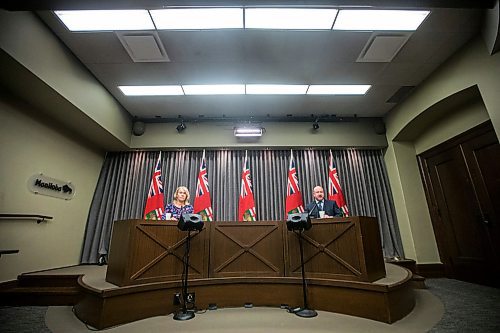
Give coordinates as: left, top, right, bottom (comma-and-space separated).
305, 199, 341, 218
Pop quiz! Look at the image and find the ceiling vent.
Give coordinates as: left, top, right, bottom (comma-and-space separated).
357, 32, 411, 63
116, 32, 170, 62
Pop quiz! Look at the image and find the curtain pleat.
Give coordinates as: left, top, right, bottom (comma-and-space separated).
81, 149, 403, 263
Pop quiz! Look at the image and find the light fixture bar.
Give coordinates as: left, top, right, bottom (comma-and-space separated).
118, 85, 184, 96
54, 10, 155, 31
245, 8, 338, 30
333, 10, 430, 31
307, 85, 371, 95
119, 84, 372, 96
150, 8, 244, 30
246, 84, 308, 95
234, 127, 263, 137
182, 84, 245, 95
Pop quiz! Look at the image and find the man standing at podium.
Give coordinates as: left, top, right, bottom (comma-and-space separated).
305, 186, 341, 218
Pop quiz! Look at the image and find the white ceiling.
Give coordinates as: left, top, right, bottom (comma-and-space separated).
34, 4, 484, 123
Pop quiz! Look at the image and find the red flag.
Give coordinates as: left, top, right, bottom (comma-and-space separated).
328, 150, 349, 216
239, 151, 256, 221
193, 150, 214, 221
143, 153, 165, 220
285, 150, 305, 215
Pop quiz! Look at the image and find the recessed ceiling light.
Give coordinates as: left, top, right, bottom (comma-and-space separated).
118, 85, 184, 96
150, 8, 244, 29
54, 10, 155, 31
246, 84, 308, 95
307, 85, 371, 95
245, 8, 338, 30
333, 10, 430, 31
182, 85, 245, 95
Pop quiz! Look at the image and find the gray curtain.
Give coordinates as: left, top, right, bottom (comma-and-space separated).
81, 149, 403, 263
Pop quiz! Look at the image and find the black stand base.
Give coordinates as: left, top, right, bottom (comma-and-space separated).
294, 308, 318, 318
173, 310, 195, 321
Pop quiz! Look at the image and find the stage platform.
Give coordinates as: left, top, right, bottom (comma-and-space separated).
22, 262, 415, 330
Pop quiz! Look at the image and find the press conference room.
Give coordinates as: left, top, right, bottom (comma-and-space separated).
1, 1, 500, 332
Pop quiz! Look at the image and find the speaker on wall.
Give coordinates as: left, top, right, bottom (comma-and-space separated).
373, 119, 386, 135
132, 121, 146, 136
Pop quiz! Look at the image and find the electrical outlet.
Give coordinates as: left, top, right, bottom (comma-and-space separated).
173, 293, 181, 305
186, 292, 195, 304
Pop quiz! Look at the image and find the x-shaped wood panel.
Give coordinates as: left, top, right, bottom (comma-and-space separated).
213, 225, 280, 274
130, 225, 202, 280
289, 222, 361, 276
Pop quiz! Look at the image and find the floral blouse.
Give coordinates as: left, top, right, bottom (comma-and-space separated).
162, 203, 194, 220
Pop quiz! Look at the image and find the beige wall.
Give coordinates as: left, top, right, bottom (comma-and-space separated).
131, 120, 387, 149
0, 96, 105, 282
384, 37, 498, 264
0, 10, 132, 149
414, 98, 490, 154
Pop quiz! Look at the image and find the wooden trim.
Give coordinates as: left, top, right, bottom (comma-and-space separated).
75, 268, 414, 329
418, 120, 493, 158
416, 263, 446, 278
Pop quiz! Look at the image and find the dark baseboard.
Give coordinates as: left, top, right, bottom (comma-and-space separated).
416, 263, 445, 278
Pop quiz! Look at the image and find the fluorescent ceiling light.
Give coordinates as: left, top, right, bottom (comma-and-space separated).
118, 85, 183, 96
234, 127, 263, 137
307, 85, 371, 95
245, 8, 338, 30
150, 8, 243, 29
333, 10, 430, 31
246, 84, 308, 95
54, 10, 155, 31
182, 84, 245, 95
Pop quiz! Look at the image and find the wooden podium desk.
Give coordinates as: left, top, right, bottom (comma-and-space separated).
286, 216, 386, 282
105, 217, 385, 286
105, 219, 209, 286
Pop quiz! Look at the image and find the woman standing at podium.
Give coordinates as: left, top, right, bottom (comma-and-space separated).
162, 186, 194, 221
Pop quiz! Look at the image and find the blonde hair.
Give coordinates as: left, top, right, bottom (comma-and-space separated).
173, 186, 190, 205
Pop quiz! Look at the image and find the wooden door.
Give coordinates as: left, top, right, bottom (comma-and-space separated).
419, 122, 500, 287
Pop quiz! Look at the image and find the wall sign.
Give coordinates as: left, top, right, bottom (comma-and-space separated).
28, 173, 75, 200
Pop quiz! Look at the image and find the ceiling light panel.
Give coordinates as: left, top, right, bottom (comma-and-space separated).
54, 10, 155, 31
234, 127, 263, 137
246, 84, 308, 95
333, 10, 430, 31
245, 8, 338, 30
307, 85, 371, 95
150, 8, 243, 29
182, 85, 245, 95
118, 86, 184, 96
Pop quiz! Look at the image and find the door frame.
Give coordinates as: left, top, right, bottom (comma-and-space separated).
417, 121, 494, 278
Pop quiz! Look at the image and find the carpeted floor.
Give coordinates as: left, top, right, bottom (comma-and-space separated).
426, 279, 500, 332
1, 278, 499, 332
0, 305, 51, 333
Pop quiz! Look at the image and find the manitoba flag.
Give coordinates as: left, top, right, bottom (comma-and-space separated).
143, 153, 165, 220
328, 150, 349, 216
285, 150, 305, 215
239, 151, 256, 221
194, 150, 214, 221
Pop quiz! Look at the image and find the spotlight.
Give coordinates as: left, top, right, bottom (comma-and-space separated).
312, 119, 319, 130
176, 121, 186, 132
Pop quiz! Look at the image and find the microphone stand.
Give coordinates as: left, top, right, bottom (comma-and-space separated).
174, 230, 195, 321
307, 202, 319, 219
294, 228, 318, 318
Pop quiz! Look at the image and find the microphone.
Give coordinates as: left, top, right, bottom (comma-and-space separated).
308, 202, 319, 218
